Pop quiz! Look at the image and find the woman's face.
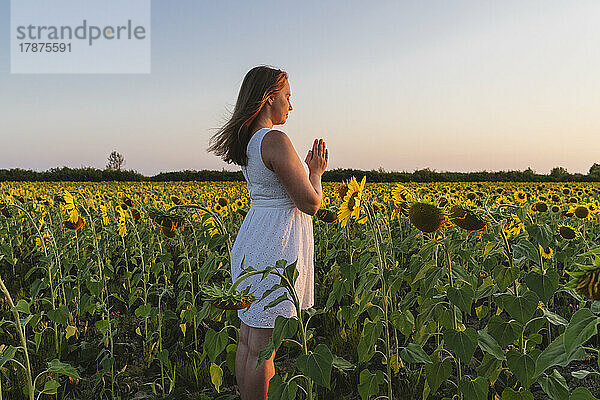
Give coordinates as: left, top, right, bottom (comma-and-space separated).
269, 79, 292, 125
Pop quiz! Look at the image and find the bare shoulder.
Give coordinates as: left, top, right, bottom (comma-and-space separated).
263, 129, 291, 146
261, 130, 294, 170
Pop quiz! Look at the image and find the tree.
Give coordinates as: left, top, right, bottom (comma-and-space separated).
106, 151, 125, 171
550, 166, 568, 180
588, 163, 600, 178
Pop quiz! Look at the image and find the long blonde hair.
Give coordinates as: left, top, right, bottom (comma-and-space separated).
208, 65, 288, 166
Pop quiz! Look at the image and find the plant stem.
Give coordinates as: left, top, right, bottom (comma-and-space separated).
0, 274, 34, 400
444, 245, 462, 399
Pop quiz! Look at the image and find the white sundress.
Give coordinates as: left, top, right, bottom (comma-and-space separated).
230, 127, 314, 329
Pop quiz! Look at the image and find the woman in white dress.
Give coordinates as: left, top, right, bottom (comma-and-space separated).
208, 65, 328, 400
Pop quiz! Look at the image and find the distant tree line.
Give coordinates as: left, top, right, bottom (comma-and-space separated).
3, 165, 600, 182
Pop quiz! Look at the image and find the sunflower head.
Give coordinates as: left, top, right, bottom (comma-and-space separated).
372, 200, 386, 214
513, 191, 528, 204
408, 202, 445, 233
217, 197, 228, 207
503, 214, 524, 238
131, 208, 141, 223
532, 201, 548, 213
539, 244, 553, 259
200, 282, 255, 310
62, 216, 85, 231
316, 208, 338, 223
573, 205, 590, 219
170, 195, 183, 205
337, 183, 349, 201
147, 206, 184, 237
337, 176, 366, 227
448, 205, 487, 232
392, 184, 411, 205
122, 196, 134, 208
558, 225, 577, 240
438, 196, 449, 208
566, 264, 600, 301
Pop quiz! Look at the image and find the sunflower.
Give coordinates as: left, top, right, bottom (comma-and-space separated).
116, 205, 127, 237
122, 196, 134, 208
200, 282, 255, 310
570, 205, 591, 220
372, 200, 386, 214
63, 190, 79, 224
392, 184, 411, 205
235, 199, 244, 208
62, 216, 85, 231
513, 191, 528, 204
337, 176, 366, 227
147, 206, 184, 238
539, 244, 553, 259
217, 197, 228, 207
203, 216, 219, 237
438, 196, 449, 208
130, 208, 141, 223
566, 264, 600, 301
337, 182, 350, 202
316, 208, 338, 223
170, 195, 183, 205
356, 212, 368, 225
503, 214, 524, 238
531, 201, 548, 213
35, 231, 51, 250
558, 225, 577, 240
448, 205, 487, 232
99, 204, 109, 225
408, 202, 445, 233
395, 201, 409, 218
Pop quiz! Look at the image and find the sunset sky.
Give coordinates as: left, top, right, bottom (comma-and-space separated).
1, 1, 599, 176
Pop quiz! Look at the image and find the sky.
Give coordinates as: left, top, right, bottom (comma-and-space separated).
1, 0, 599, 176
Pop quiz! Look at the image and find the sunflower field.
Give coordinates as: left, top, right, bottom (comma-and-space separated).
0, 180, 599, 400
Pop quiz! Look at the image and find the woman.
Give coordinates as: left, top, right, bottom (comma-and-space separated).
207, 65, 328, 399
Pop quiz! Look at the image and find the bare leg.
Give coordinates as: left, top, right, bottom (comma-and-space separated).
236, 322, 250, 398
243, 325, 275, 400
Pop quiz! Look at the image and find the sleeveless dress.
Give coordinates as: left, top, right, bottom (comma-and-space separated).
230, 127, 315, 328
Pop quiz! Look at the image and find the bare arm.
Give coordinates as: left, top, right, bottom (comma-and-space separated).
263, 131, 328, 216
